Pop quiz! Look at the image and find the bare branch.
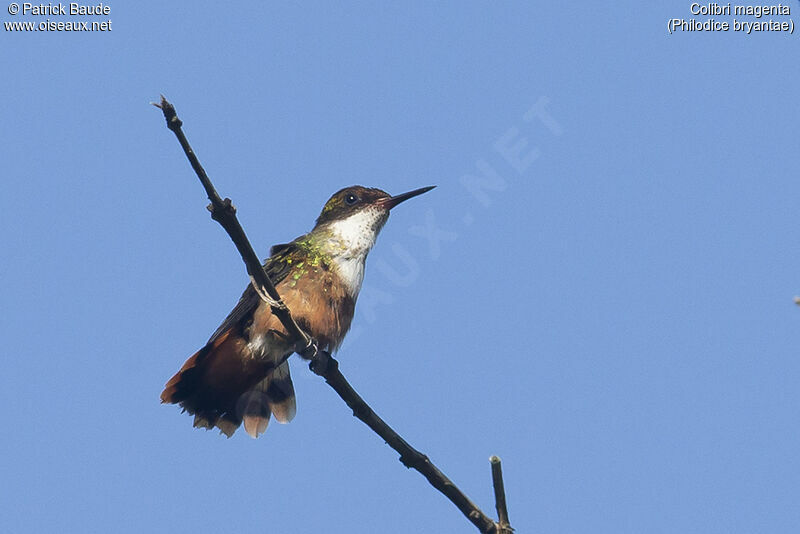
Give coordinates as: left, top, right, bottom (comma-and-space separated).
155, 96, 512, 533
153, 96, 315, 357
309, 351, 500, 533
490, 456, 513, 533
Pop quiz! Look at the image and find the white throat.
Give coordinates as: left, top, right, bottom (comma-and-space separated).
325, 207, 388, 298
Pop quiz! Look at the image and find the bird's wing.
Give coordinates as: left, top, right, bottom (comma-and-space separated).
207, 239, 301, 343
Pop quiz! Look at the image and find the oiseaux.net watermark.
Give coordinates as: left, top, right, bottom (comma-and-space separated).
336, 97, 564, 352
5, 2, 112, 32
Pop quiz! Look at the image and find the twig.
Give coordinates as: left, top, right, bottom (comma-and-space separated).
490, 456, 513, 533
154, 96, 512, 533
153, 96, 316, 357
309, 351, 500, 533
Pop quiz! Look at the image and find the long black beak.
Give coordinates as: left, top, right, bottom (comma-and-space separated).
379, 186, 436, 210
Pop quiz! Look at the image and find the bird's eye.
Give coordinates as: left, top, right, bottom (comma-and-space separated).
344, 193, 359, 205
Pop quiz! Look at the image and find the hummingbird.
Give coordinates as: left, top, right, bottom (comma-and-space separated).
161, 185, 435, 438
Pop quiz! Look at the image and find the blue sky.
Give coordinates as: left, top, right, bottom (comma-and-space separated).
2, 2, 798, 532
